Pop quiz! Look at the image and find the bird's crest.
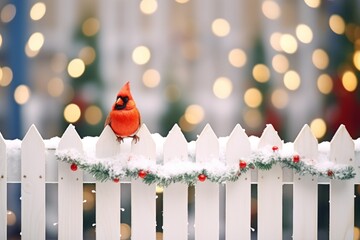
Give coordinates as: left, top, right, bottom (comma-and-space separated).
117, 81, 133, 100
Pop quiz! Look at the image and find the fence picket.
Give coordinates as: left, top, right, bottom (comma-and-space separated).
293, 124, 318, 240
163, 124, 188, 240
329, 125, 354, 240
131, 124, 156, 240
225, 124, 251, 240
195, 124, 219, 240
257, 124, 283, 240
95, 126, 121, 240
21, 125, 46, 240
58, 125, 83, 240
0, 133, 6, 239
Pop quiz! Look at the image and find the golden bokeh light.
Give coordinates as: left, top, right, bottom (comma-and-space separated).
342, 70, 358, 92
28, 32, 45, 52
140, 0, 158, 15
156, 186, 164, 194
184, 104, 205, 125
262, 0, 281, 20
25, 43, 39, 58
312, 49, 329, 70
317, 74, 333, 94
270, 32, 282, 51
329, 14, 345, 35
296, 24, 313, 43
0, 66, 13, 87
64, 103, 81, 123
213, 77, 233, 99
30, 2, 46, 21
67, 58, 85, 78
353, 51, 360, 71
211, 18, 230, 37
47, 77, 64, 97
252, 64, 270, 83
310, 118, 327, 139
132, 45, 151, 65
304, 0, 321, 8
283, 70, 301, 91
244, 88, 262, 108
143, 68, 161, 88
271, 89, 289, 109
82, 18, 100, 37
175, 0, 189, 3
83, 189, 95, 211
243, 109, 262, 129
14, 85, 31, 105
272, 54, 289, 73
228, 48, 247, 68
85, 105, 103, 125
0, 34, 2, 48
280, 34, 298, 54
79, 46, 96, 65
179, 115, 196, 132
1, 4, 16, 23
7, 210, 16, 226
120, 223, 131, 240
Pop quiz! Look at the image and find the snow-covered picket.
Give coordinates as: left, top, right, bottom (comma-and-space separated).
54, 126, 358, 187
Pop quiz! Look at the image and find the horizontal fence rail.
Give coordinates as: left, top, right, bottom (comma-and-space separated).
0, 123, 360, 240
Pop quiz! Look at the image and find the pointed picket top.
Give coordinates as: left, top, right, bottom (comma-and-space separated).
196, 124, 219, 163
258, 124, 282, 149
0, 132, 5, 168
164, 124, 188, 163
294, 124, 318, 158
22, 125, 45, 178
330, 124, 354, 165
58, 124, 82, 152
96, 125, 119, 158
226, 124, 250, 165
131, 124, 156, 160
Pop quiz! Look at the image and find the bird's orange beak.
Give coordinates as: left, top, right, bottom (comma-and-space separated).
116, 97, 124, 105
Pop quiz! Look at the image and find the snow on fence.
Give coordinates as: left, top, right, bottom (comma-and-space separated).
0, 123, 360, 240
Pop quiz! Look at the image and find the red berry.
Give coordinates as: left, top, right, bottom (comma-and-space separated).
198, 174, 207, 182
327, 170, 333, 177
272, 146, 279, 152
138, 170, 147, 179
239, 160, 247, 169
293, 154, 300, 163
113, 178, 120, 183
70, 163, 78, 171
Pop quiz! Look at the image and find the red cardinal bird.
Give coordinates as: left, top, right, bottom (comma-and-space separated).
105, 81, 141, 143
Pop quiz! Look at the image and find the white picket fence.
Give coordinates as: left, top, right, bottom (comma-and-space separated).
0, 123, 360, 240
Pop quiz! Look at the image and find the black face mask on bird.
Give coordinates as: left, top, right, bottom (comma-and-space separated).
114, 96, 129, 110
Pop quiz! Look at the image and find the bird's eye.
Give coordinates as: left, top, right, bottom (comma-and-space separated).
122, 96, 129, 103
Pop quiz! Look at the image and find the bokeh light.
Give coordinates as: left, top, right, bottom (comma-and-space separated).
79, 46, 96, 65
270, 32, 282, 51
82, 18, 100, 37
175, 0, 189, 3
213, 77, 233, 99
342, 70, 358, 92
140, 0, 158, 15
179, 115, 196, 132
280, 34, 298, 54
329, 14, 346, 35
85, 105, 103, 125
7, 210, 16, 226
27, 32, 45, 52
142, 68, 161, 88
353, 51, 360, 71
1, 4, 16, 23
64, 103, 81, 123
228, 48, 247, 68
184, 104, 205, 125
47, 77, 64, 97
304, 0, 321, 8
272, 54, 289, 73
132, 46, 151, 65
262, 0, 281, 20
14, 85, 31, 105
312, 49, 329, 70
243, 109, 262, 129
310, 118, 327, 139
296, 24, 313, 43
252, 64, 270, 83
283, 70, 301, 91
67, 58, 86, 78
271, 89, 289, 109
317, 74, 333, 94
0, 34, 2, 48
0, 66, 13, 87
120, 223, 131, 240
30, 2, 46, 21
244, 88, 262, 108
211, 18, 230, 37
